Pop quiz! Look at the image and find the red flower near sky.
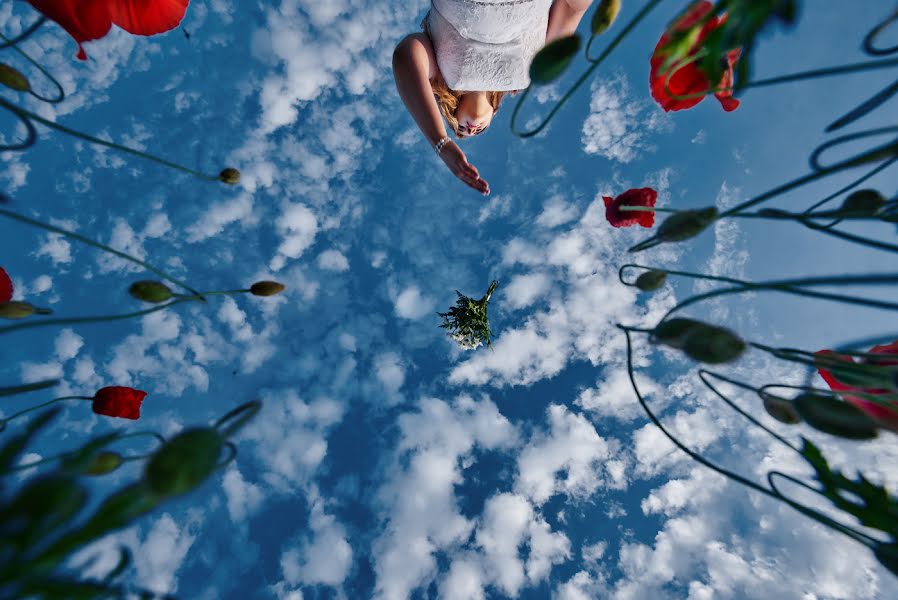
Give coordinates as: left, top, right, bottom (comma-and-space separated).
603, 188, 657, 228
816, 341, 898, 432
92, 386, 147, 420
27, 0, 190, 60
650, 1, 741, 113
0, 267, 12, 302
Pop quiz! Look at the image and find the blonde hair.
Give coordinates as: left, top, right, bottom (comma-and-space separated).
422, 15, 505, 137
430, 73, 505, 137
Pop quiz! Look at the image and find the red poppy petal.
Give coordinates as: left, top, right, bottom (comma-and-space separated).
28, 0, 113, 59
0, 267, 12, 302
869, 341, 898, 356
111, 0, 189, 36
603, 196, 614, 207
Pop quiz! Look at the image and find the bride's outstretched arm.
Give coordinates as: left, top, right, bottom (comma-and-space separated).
392, 34, 490, 195
546, 0, 594, 42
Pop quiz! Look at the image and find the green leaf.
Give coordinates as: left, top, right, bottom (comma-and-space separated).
0, 63, 30, 92
793, 393, 878, 440
0, 408, 60, 473
590, 0, 621, 36
656, 207, 718, 243
874, 544, 898, 577
529, 34, 581, 85
144, 428, 224, 497
0, 475, 88, 552
635, 270, 667, 292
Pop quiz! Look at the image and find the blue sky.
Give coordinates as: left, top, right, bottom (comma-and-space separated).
1, 0, 897, 598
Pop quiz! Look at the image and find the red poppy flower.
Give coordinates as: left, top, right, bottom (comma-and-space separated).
815, 341, 898, 432
92, 386, 147, 420
603, 188, 657, 228
650, 1, 741, 113
0, 267, 12, 302
27, 0, 190, 60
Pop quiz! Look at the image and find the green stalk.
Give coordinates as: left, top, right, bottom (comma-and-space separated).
0, 207, 203, 297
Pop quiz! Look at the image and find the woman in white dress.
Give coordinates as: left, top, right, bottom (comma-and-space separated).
393, 0, 594, 195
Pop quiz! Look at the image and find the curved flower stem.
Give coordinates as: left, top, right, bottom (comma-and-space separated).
796, 217, 898, 254
0, 288, 252, 336
2, 395, 92, 424
620, 325, 783, 498
619, 264, 898, 320
0, 17, 46, 48
0, 97, 221, 182
7, 430, 165, 472
622, 326, 881, 551
766, 471, 880, 547
510, 0, 665, 138
0, 378, 59, 397
0, 207, 203, 297
0, 31, 65, 103
697, 370, 800, 452
215, 400, 262, 438
0, 104, 37, 151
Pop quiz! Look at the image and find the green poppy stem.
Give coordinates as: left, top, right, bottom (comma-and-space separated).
3, 395, 93, 424
0, 97, 221, 182
7, 430, 164, 472
0, 17, 46, 48
0, 378, 60, 397
0, 288, 253, 336
511, 0, 665, 138
0, 207, 202, 297
0, 31, 64, 103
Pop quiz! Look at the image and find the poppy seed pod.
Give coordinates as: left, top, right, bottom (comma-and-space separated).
250, 281, 286, 296
219, 168, 241, 185
128, 281, 173, 303
635, 270, 667, 292
0, 301, 43, 319
84, 451, 125, 476
591, 0, 621, 36
0, 63, 30, 91
657, 207, 718, 242
761, 394, 801, 424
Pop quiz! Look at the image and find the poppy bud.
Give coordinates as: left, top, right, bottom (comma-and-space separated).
84, 451, 125, 475
529, 34, 581, 84
250, 281, 286, 296
128, 281, 173, 303
761, 394, 801, 424
591, 0, 621, 35
144, 428, 224, 497
635, 270, 667, 292
0, 63, 30, 92
839, 189, 885, 216
219, 168, 241, 185
651, 318, 701, 349
0, 301, 51, 319
793, 393, 878, 440
681, 323, 746, 364
657, 207, 718, 242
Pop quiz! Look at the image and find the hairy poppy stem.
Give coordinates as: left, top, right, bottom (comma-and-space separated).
0, 288, 253, 335
0, 16, 46, 48
0, 207, 203, 297
511, 0, 665, 138
0, 378, 60, 397
0, 97, 221, 182
2, 395, 93, 423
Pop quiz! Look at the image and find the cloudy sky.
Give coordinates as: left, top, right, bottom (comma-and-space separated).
1, 1, 897, 598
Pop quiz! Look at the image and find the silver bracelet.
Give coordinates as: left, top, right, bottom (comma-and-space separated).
434, 136, 450, 154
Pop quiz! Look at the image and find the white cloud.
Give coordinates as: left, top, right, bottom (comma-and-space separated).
271, 203, 318, 271
54, 328, 84, 362
317, 249, 349, 271
394, 285, 435, 320
503, 272, 551, 310
516, 405, 612, 505
581, 73, 671, 163
222, 465, 264, 522
280, 498, 353, 587
185, 193, 255, 242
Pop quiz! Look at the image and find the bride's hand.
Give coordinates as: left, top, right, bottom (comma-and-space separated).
439, 140, 490, 195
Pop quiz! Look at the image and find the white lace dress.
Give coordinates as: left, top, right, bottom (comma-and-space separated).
427, 0, 553, 92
